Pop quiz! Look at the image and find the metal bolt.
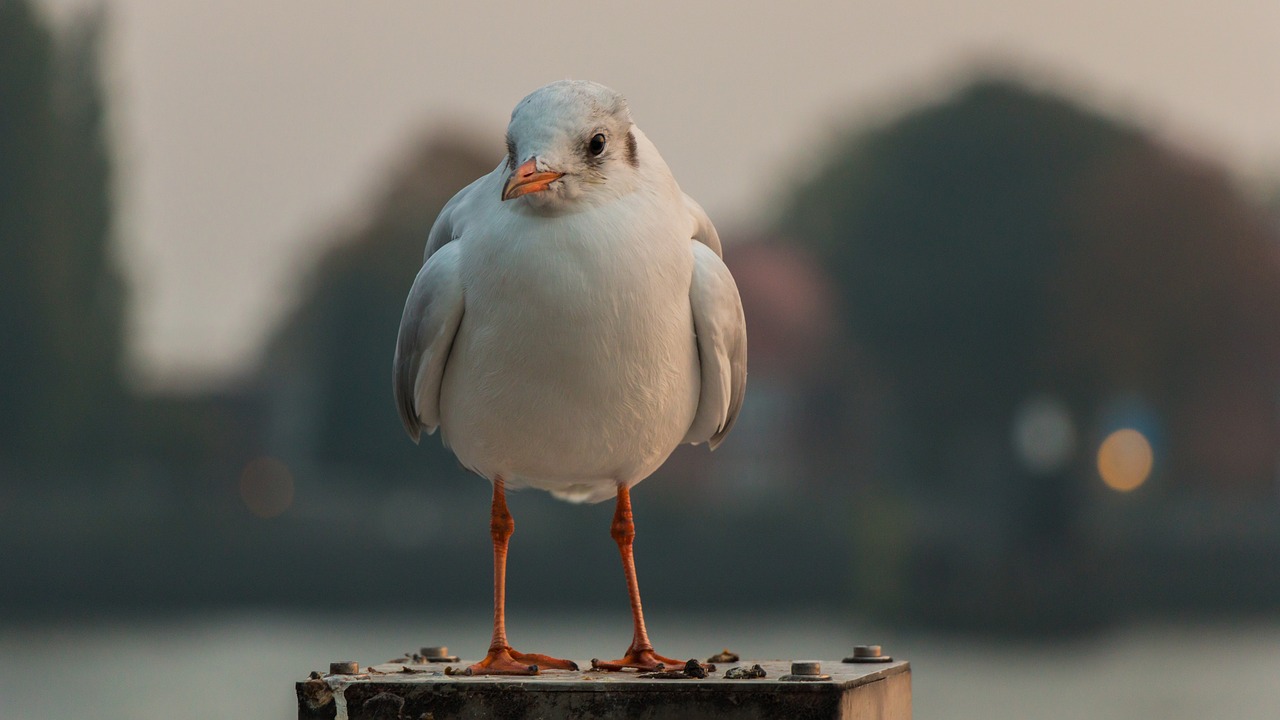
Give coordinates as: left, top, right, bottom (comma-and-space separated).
419, 646, 460, 662
780, 660, 830, 681
791, 661, 822, 676
844, 645, 893, 663
329, 661, 359, 674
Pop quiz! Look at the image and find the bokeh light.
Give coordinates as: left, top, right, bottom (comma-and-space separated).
1012, 395, 1077, 474
239, 457, 295, 518
1096, 428, 1154, 492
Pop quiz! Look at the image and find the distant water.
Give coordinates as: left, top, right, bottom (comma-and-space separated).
2, 611, 1277, 719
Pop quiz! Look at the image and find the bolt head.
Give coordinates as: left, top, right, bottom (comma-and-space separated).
790, 660, 822, 676
329, 661, 359, 674
844, 644, 893, 663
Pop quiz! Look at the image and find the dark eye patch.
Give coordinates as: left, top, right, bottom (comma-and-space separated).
624, 130, 638, 168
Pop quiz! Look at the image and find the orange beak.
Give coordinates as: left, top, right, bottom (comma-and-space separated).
502, 158, 564, 201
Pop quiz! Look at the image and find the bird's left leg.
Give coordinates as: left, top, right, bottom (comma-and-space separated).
591, 485, 690, 672
466, 478, 578, 676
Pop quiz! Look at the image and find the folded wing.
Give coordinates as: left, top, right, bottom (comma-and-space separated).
684, 239, 748, 449
422, 173, 487, 262
393, 240, 465, 442
684, 193, 723, 258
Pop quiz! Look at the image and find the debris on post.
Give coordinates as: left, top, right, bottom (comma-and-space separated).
297, 655, 910, 720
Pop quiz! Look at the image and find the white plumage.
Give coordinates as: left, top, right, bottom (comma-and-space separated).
393, 80, 746, 503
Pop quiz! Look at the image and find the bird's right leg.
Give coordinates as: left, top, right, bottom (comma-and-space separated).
466, 478, 577, 676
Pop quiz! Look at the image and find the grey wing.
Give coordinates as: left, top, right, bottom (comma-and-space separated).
684, 193, 723, 258
423, 171, 491, 262
393, 240, 465, 442
684, 241, 748, 449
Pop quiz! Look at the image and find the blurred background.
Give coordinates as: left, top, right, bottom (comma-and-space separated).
3, 0, 1280, 718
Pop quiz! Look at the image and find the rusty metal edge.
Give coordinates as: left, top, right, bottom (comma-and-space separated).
298, 661, 908, 694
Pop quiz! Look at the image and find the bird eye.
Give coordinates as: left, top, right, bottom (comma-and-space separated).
589, 133, 606, 156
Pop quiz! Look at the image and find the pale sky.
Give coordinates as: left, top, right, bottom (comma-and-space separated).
36, 0, 1280, 389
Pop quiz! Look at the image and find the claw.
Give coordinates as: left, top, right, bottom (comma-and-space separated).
464, 647, 539, 676
509, 649, 578, 671
592, 647, 698, 672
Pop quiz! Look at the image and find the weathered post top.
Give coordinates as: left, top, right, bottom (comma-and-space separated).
297, 652, 911, 720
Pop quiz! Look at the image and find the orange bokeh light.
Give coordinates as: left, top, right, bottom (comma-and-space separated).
1097, 428, 1153, 492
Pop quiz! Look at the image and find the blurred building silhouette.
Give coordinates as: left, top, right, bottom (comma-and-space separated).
258, 131, 495, 485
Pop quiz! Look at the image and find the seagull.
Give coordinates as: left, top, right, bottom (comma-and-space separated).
393, 80, 746, 676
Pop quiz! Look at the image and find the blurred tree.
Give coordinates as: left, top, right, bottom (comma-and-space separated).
779, 77, 1280, 631
1057, 145, 1280, 497
781, 79, 1135, 491
0, 2, 127, 473
259, 132, 494, 484
0, 0, 56, 467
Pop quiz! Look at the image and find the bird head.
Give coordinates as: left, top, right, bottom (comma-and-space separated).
501, 80, 643, 211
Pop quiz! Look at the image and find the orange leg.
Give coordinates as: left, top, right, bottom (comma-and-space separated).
466, 479, 578, 676
591, 485, 687, 672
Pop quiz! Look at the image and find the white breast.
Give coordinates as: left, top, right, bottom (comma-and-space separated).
439, 190, 700, 500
